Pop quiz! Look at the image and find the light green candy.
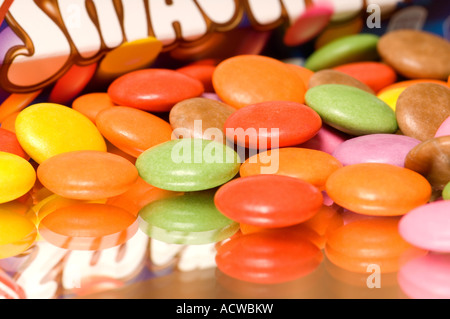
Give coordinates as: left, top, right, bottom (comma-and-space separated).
443, 182, 450, 200
305, 84, 398, 136
136, 138, 241, 192
304, 33, 379, 71
138, 190, 239, 245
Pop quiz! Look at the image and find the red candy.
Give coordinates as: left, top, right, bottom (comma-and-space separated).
214, 175, 323, 228
107, 69, 204, 112
0, 128, 28, 159
224, 101, 322, 149
176, 63, 216, 93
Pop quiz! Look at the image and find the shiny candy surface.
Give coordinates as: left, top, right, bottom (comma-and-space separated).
308, 69, 374, 94
135, 138, 240, 192
435, 116, 450, 137
37, 150, 139, 200
0, 152, 35, 204
72, 92, 115, 123
240, 148, 342, 191
138, 190, 239, 245
38, 203, 138, 250
214, 175, 323, 228
332, 134, 421, 167
15, 103, 106, 164
0, 128, 28, 159
396, 83, 450, 141
224, 101, 322, 149
96, 106, 173, 158
107, 69, 204, 112
326, 163, 432, 216
305, 84, 397, 136
399, 201, 450, 253
0, 209, 36, 258
212, 55, 306, 109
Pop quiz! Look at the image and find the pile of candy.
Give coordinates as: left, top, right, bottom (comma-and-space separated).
0, 10, 450, 299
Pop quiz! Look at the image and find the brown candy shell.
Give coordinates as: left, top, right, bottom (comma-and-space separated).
396, 83, 450, 141
377, 30, 450, 80
308, 69, 375, 94
404, 136, 450, 190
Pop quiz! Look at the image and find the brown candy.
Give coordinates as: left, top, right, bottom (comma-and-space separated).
395, 83, 450, 141
308, 69, 375, 94
169, 97, 236, 143
404, 136, 450, 190
377, 30, 450, 80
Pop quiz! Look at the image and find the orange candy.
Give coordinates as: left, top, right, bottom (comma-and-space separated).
38, 203, 137, 250
0, 111, 19, 132
95, 106, 173, 158
37, 150, 139, 200
326, 163, 432, 216
285, 63, 315, 90
72, 92, 115, 123
213, 55, 306, 109
240, 148, 343, 191
0, 90, 42, 123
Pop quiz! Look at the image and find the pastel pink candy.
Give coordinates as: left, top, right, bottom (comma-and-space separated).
298, 124, 349, 154
399, 200, 450, 253
398, 253, 450, 299
332, 134, 421, 167
435, 116, 450, 137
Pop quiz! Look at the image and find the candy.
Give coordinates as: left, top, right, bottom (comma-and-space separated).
176, 63, 216, 93
443, 182, 450, 200
285, 64, 314, 90
138, 190, 239, 245
224, 101, 322, 149
169, 97, 236, 144
325, 163, 432, 216
308, 69, 375, 94
325, 217, 417, 273
37, 150, 139, 200
377, 29, 450, 80
298, 124, 349, 154
404, 136, 450, 191
304, 33, 379, 71
107, 69, 204, 112
314, 16, 363, 49
0, 90, 42, 123
95, 106, 173, 158
399, 201, 450, 253
0, 127, 28, 159
240, 148, 342, 191
15, 103, 106, 164
435, 116, 450, 137
396, 83, 450, 141
215, 227, 323, 284
38, 203, 138, 250
0, 152, 35, 204
212, 55, 306, 109
72, 93, 115, 123
398, 253, 450, 299
214, 175, 323, 228
332, 134, 421, 167
135, 138, 240, 192
0, 209, 36, 258
333, 62, 397, 93
305, 84, 398, 136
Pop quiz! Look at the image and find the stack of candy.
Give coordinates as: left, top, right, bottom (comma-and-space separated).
0, 0, 449, 299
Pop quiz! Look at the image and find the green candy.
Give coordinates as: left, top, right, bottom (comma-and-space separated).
443, 182, 450, 200
305, 84, 398, 136
136, 138, 241, 191
138, 190, 239, 245
304, 33, 379, 71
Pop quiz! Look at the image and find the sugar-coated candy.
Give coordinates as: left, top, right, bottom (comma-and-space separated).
107, 69, 204, 112
0, 209, 36, 258
435, 116, 450, 138
0, 152, 35, 204
15, 103, 106, 164
0, 128, 28, 159
443, 182, 450, 200
308, 69, 374, 94
135, 138, 240, 192
212, 55, 306, 109
138, 190, 239, 245
38, 203, 137, 251
96, 106, 173, 158
72, 92, 115, 123
224, 101, 322, 149
37, 150, 138, 200
325, 163, 432, 216
214, 175, 323, 228
305, 84, 397, 136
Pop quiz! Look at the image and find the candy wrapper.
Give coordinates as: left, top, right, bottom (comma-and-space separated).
0, 0, 449, 300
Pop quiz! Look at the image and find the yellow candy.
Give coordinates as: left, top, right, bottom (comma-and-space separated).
15, 103, 106, 163
0, 209, 37, 258
377, 87, 406, 111
0, 152, 36, 204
